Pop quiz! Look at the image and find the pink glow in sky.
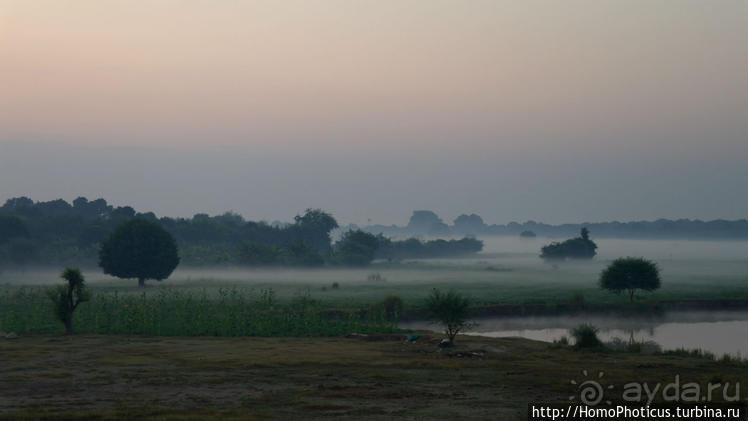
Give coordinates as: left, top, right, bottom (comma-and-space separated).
1, 1, 746, 224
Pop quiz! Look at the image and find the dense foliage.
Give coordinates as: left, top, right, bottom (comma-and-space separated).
99, 219, 181, 287
600, 257, 662, 302
333, 230, 381, 266
540, 227, 597, 260
0, 197, 482, 269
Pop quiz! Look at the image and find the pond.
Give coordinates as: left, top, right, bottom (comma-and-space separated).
401, 310, 748, 357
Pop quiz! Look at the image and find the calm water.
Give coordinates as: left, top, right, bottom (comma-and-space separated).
401, 311, 748, 356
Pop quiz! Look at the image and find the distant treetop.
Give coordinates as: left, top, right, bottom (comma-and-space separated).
540, 227, 597, 260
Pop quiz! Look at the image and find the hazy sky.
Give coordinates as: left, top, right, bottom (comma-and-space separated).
1, 1, 747, 225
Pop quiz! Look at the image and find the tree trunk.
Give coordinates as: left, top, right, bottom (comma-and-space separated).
64, 318, 73, 335
139, 278, 145, 288
629, 289, 635, 302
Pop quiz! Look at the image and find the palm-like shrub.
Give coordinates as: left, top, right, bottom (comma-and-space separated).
47, 267, 91, 335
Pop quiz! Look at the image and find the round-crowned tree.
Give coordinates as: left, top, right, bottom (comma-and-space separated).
99, 218, 180, 287
599, 257, 661, 302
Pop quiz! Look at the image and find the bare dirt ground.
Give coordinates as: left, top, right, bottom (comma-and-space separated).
1, 334, 746, 420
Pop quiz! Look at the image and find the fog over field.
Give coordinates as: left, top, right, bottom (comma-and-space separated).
4, 236, 746, 287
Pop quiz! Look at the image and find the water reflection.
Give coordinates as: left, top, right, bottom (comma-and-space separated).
401, 311, 748, 356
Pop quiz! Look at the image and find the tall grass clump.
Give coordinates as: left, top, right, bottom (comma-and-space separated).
570, 324, 603, 349
0, 287, 396, 337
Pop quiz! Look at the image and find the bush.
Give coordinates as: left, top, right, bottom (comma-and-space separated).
570, 324, 603, 349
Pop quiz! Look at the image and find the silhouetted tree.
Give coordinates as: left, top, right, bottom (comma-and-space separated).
334, 229, 380, 266
425, 288, 472, 345
453, 214, 486, 234
293, 209, 338, 252
540, 227, 597, 260
599, 257, 661, 302
407, 210, 448, 235
99, 218, 180, 287
581, 227, 590, 240
47, 267, 91, 335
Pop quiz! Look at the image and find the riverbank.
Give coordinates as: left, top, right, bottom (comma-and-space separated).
1, 334, 746, 420
402, 298, 748, 320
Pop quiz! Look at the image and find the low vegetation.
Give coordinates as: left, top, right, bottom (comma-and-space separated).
1, 287, 396, 337
570, 323, 603, 349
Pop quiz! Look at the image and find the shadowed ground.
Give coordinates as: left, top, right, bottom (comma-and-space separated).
1, 334, 746, 420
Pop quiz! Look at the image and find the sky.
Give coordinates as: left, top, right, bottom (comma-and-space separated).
1, 0, 747, 225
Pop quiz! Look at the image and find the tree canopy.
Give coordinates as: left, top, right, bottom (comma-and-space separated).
540, 227, 597, 260
599, 257, 661, 302
99, 218, 180, 287
333, 230, 380, 266
0, 197, 483, 268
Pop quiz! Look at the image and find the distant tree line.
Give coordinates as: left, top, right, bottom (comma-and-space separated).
355, 210, 748, 239
0, 197, 482, 269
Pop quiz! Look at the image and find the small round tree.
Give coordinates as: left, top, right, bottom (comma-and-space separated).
425, 288, 472, 345
599, 257, 661, 302
99, 218, 180, 287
